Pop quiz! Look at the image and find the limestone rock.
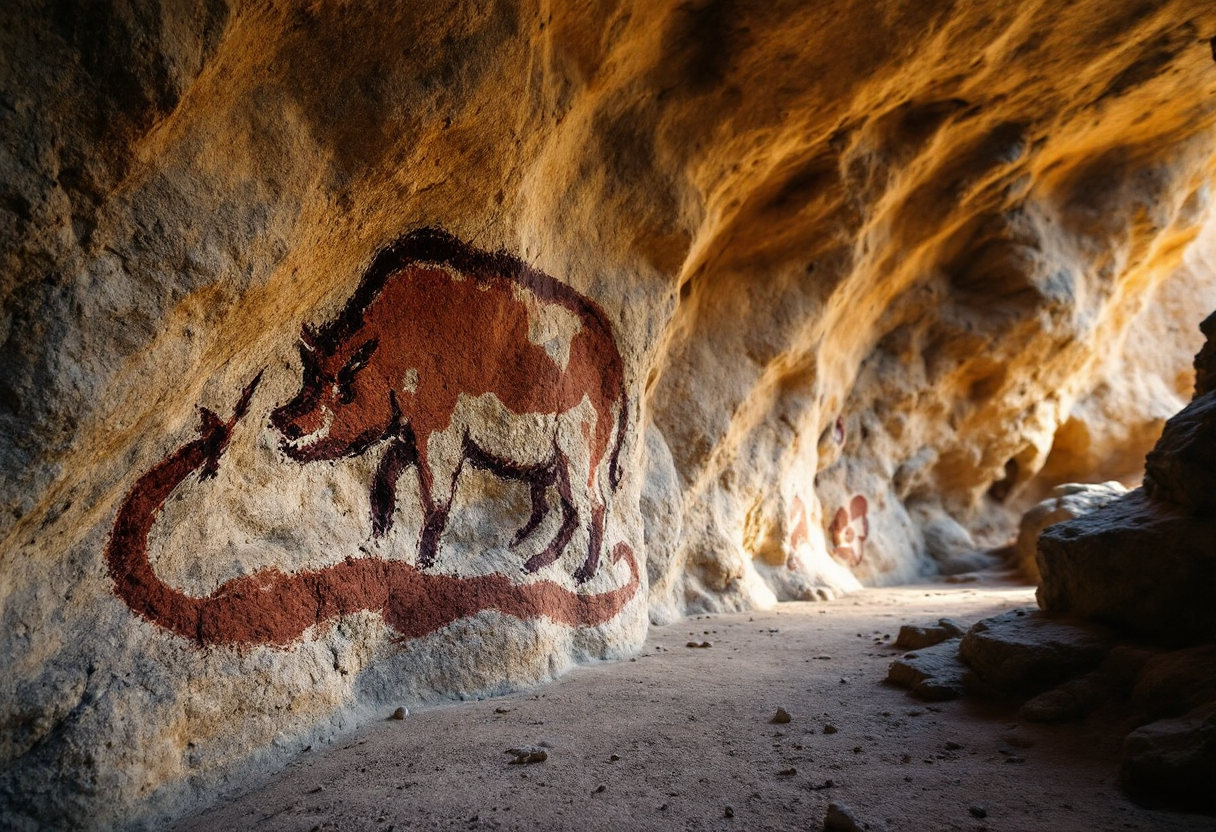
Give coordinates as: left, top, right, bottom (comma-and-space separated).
1131, 646, 1216, 722
1037, 491, 1216, 642
887, 639, 967, 701
894, 618, 966, 650
1019, 673, 1108, 723
3, 0, 1216, 829
1120, 703, 1216, 811
958, 609, 1114, 697
1143, 391, 1216, 513
1014, 482, 1127, 582
824, 802, 884, 832
641, 425, 684, 625
1193, 311, 1216, 398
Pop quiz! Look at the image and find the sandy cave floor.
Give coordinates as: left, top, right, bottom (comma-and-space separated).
170, 575, 1216, 832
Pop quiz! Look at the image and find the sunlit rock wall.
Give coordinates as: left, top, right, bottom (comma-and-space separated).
2, 0, 1215, 828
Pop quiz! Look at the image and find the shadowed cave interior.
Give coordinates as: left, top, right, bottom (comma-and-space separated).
2, 1, 1216, 830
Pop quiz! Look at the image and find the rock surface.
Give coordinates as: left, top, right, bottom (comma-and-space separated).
1038, 477, 1216, 643
1014, 482, 1126, 581
893, 618, 966, 650
2, 0, 1216, 829
1144, 390, 1216, 513
1038, 311, 1216, 642
958, 609, 1115, 698
1121, 703, 1216, 811
886, 638, 967, 702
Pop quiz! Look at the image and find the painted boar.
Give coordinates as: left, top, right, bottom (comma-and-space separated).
270, 228, 628, 582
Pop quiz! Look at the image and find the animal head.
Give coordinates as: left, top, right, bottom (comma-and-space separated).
270, 324, 390, 461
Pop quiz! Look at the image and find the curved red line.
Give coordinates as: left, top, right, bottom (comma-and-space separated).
105, 391, 639, 648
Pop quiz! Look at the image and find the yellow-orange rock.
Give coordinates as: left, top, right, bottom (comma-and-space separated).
2, 1, 1215, 829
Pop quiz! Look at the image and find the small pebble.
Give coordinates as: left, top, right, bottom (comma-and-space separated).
823, 724, 838, 734
505, 746, 548, 765
944, 741, 963, 751
778, 767, 797, 776
969, 804, 988, 819
593, 784, 606, 794
724, 805, 735, 818
389, 706, 408, 720
770, 707, 792, 724
494, 707, 511, 714
609, 754, 620, 762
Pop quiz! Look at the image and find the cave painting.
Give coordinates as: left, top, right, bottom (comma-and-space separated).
786, 495, 810, 571
105, 228, 638, 648
270, 227, 628, 582
828, 494, 869, 566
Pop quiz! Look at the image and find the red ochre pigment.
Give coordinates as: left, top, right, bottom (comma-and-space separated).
104, 377, 639, 647
829, 494, 869, 566
270, 228, 629, 582
105, 229, 641, 648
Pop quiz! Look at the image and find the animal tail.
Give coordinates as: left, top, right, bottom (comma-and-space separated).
107, 371, 640, 648
490, 541, 640, 630
107, 371, 264, 643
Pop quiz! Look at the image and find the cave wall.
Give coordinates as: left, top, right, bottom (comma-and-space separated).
2, 0, 1215, 828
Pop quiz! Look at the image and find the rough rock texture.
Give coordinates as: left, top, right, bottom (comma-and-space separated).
1144, 385, 1216, 513
886, 637, 967, 702
3, 0, 1216, 828
1014, 482, 1126, 581
1039, 315, 1216, 642
893, 617, 965, 650
895, 606, 1216, 810
1121, 703, 1216, 811
1038, 491, 1216, 641
958, 608, 1115, 698
1192, 311, 1216, 397
1131, 646, 1216, 721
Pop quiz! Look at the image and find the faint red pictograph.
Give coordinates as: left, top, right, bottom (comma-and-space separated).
828, 494, 869, 566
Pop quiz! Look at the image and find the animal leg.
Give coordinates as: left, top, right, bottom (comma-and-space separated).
416, 430, 468, 569
459, 436, 556, 549
417, 504, 449, 569
522, 449, 578, 575
371, 430, 419, 538
509, 456, 557, 548
460, 437, 576, 574
572, 502, 605, 584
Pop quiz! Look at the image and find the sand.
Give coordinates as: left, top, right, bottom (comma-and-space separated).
169, 574, 1215, 832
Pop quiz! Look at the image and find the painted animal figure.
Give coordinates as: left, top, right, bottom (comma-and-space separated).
270, 228, 629, 582
105, 376, 639, 648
